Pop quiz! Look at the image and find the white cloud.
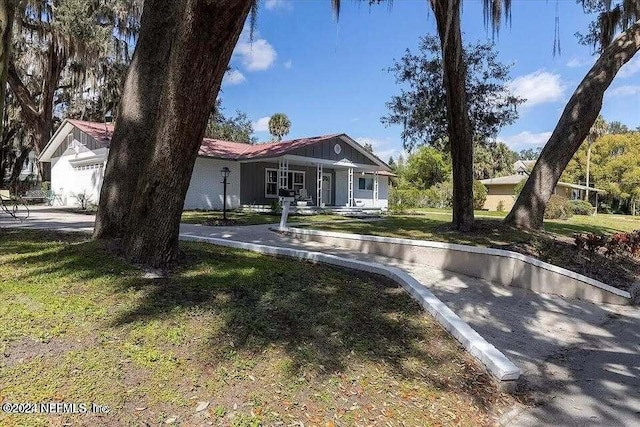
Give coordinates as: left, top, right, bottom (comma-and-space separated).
234, 35, 277, 72
265, 0, 291, 10
499, 131, 552, 149
252, 116, 271, 132
566, 57, 593, 68
222, 69, 246, 85
508, 70, 566, 107
618, 57, 640, 78
284, 60, 293, 69
355, 137, 404, 163
607, 85, 640, 97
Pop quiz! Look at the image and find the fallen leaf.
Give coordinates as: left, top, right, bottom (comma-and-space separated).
196, 401, 210, 412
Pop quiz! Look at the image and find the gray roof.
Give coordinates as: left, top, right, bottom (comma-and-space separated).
480, 174, 528, 185
480, 174, 605, 193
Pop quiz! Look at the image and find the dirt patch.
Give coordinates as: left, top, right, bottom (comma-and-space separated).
202, 218, 243, 226
2, 337, 84, 368
512, 239, 639, 292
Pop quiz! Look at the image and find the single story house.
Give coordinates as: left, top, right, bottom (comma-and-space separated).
38, 119, 392, 211
480, 161, 605, 211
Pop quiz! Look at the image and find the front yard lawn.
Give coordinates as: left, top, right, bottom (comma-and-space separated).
0, 229, 515, 426
302, 212, 640, 290
181, 210, 351, 226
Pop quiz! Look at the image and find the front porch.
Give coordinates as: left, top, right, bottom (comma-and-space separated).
239, 155, 389, 209
241, 203, 386, 217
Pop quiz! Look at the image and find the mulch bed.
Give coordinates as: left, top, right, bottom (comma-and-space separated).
203, 218, 242, 226
469, 221, 640, 292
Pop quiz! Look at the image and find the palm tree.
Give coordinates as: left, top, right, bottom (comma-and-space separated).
585, 115, 607, 202
268, 113, 291, 142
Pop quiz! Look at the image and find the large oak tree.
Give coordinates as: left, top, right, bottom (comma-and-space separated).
94, 0, 253, 267
4, 0, 139, 188
383, 35, 522, 153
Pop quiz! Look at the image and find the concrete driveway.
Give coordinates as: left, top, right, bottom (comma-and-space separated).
2, 206, 640, 426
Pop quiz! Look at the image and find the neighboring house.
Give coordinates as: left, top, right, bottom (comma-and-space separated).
38, 119, 392, 210
480, 161, 605, 211
18, 151, 39, 182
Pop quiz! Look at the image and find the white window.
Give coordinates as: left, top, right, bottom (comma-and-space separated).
265, 168, 305, 198
266, 169, 278, 197
290, 171, 305, 192
67, 134, 74, 149
358, 177, 373, 191
73, 163, 105, 171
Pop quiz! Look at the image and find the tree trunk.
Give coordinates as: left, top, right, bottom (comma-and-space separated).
93, 0, 183, 239
120, 0, 252, 267
9, 144, 29, 194
7, 40, 66, 154
585, 143, 591, 202
430, 0, 474, 231
0, 0, 16, 139
505, 20, 640, 229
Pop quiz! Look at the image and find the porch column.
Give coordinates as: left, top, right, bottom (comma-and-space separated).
348, 167, 354, 207
278, 158, 289, 191
373, 171, 379, 207
316, 164, 323, 207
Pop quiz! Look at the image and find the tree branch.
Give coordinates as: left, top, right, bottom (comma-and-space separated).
7, 61, 39, 121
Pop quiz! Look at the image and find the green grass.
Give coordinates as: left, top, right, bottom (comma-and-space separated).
309, 211, 639, 247
181, 210, 350, 226
0, 229, 513, 426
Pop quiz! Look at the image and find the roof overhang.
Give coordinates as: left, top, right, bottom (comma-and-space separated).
337, 134, 391, 171
39, 119, 75, 162
240, 154, 387, 172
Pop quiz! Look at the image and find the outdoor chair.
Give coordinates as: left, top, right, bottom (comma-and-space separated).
296, 188, 313, 206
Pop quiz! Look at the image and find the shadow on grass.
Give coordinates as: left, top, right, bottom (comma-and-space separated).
543, 221, 622, 238
0, 228, 499, 413
111, 243, 470, 387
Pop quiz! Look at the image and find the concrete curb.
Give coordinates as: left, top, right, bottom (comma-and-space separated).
276, 226, 632, 305
179, 233, 522, 389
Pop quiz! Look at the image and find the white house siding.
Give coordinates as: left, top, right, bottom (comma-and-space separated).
334, 171, 388, 208
354, 173, 389, 208
183, 157, 240, 210
50, 147, 108, 207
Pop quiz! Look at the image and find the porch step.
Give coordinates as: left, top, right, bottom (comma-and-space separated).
241, 204, 384, 217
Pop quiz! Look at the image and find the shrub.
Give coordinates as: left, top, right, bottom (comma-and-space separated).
544, 195, 573, 220
389, 185, 452, 212
513, 178, 527, 197
496, 200, 506, 212
269, 200, 282, 215
567, 199, 594, 216
389, 188, 420, 212
73, 191, 92, 210
41, 181, 51, 191
598, 203, 612, 214
473, 181, 487, 210
606, 230, 640, 257
575, 229, 640, 258
431, 181, 453, 208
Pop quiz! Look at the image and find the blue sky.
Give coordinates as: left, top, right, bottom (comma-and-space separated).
220, 0, 640, 161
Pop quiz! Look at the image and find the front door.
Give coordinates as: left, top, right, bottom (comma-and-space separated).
321, 173, 332, 206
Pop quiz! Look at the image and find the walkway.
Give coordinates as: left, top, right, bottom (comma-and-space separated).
2, 207, 639, 426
